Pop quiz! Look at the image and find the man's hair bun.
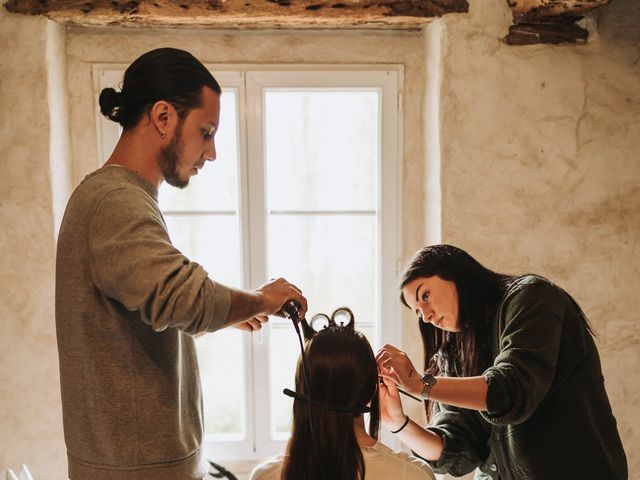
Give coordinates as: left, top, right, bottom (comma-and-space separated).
99, 87, 126, 124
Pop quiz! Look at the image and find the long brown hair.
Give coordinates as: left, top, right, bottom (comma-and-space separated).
281, 323, 380, 480
399, 245, 516, 420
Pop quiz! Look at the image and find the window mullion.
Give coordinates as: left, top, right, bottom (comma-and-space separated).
222, 71, 267, 461
378, 69, 402, 451
245, 71, 273, 458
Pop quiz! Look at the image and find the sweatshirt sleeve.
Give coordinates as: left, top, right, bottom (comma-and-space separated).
481, 279, 566, 425
422, 405, 490, 476
88, 188, 231, 334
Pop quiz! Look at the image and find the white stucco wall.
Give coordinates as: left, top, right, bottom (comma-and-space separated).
417, 1, 640, 477
1, 0, 638, 478
0, 5, 68, 480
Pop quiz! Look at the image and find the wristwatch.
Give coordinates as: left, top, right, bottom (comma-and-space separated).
420, 373, 437, 399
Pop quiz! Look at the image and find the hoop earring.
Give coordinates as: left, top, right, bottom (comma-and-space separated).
160, 132, 166, 139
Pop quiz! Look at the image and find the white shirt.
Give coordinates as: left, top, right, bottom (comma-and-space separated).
249, 442, 436, 480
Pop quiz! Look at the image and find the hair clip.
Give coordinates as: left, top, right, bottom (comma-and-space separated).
283, 388, 370, 414
301, 307, 355, 340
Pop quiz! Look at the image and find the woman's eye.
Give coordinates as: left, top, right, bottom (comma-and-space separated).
422, 292, 430, 302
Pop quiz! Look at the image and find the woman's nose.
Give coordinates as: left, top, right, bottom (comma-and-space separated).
419, 309, 434, 324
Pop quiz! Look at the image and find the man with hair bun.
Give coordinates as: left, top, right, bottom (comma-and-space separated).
56, 48, 308, 480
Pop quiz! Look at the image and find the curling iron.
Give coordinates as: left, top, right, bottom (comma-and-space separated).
282, 299, 301, 324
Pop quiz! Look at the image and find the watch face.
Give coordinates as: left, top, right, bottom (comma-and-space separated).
421, 373, 436, 386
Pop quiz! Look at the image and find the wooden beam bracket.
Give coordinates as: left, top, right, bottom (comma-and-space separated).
504, 0, 613, 45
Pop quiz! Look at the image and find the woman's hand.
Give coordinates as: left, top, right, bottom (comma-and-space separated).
380, 374, 445, 463
376, 344, 424, 397
378, 376, 409, 431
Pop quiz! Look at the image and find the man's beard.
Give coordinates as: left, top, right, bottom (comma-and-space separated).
158, 123, 189, 189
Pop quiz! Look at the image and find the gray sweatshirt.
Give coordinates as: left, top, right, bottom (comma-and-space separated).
55, 166, 232, 480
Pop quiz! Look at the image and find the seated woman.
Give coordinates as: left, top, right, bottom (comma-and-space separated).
250, 308, 435, 480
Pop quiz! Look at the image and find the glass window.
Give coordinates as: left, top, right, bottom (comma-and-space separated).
265, 90, 379, 211
265, 90, 380, 437
96, 68, 400, 460
161, 90, 246, 440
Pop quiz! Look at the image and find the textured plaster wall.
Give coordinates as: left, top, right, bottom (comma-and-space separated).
0, 4, 68, 479
405, 0, 639, 478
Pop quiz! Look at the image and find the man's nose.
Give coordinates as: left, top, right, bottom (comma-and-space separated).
205, 139, 216, 161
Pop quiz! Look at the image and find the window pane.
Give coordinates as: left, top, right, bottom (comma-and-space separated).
159, 90, 239, 212
197, 330, 246, 438
265, 90, 379, 211
157, 90, 244, 441
267, 214, 376, 321
164, 214, 241, 287
267, 213, 377, 436
358, 322, 377, 349
162, 214, 245, 437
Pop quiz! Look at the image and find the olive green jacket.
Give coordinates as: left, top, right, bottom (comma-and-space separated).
424, 276, 627, 480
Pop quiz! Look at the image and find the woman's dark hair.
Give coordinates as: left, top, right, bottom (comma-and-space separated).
399, 244, 517, 420
98, 47, 221, 131
282, 325, 380, 480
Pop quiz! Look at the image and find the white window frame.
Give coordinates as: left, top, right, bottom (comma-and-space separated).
93, 64, 403, 461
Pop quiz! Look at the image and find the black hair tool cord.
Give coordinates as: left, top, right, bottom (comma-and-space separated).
282, 301, 328, 480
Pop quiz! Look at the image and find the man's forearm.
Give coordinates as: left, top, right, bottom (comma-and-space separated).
211, 277, 307, 331
223, 288, 264, 327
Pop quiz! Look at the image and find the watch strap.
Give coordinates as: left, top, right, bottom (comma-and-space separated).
420, 373, 436, 399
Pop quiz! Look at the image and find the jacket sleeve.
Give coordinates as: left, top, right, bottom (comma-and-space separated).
88, 188, 231, 334
481, 279, 566, 425
422, 404, 491, 476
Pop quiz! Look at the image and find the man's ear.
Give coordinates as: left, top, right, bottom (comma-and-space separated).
149, 100, 175, 137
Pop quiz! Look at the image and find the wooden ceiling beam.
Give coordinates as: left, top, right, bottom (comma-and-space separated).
3, 1, 618, 43
3, 0, 469, 29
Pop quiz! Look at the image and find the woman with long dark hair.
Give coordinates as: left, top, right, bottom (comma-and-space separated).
251, 308, 435, 480
377, 244, 627, 479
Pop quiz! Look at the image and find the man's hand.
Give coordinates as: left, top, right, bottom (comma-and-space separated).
255, 277, 308, 320
233, 315, 268, 332
225, 277, 308, 328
